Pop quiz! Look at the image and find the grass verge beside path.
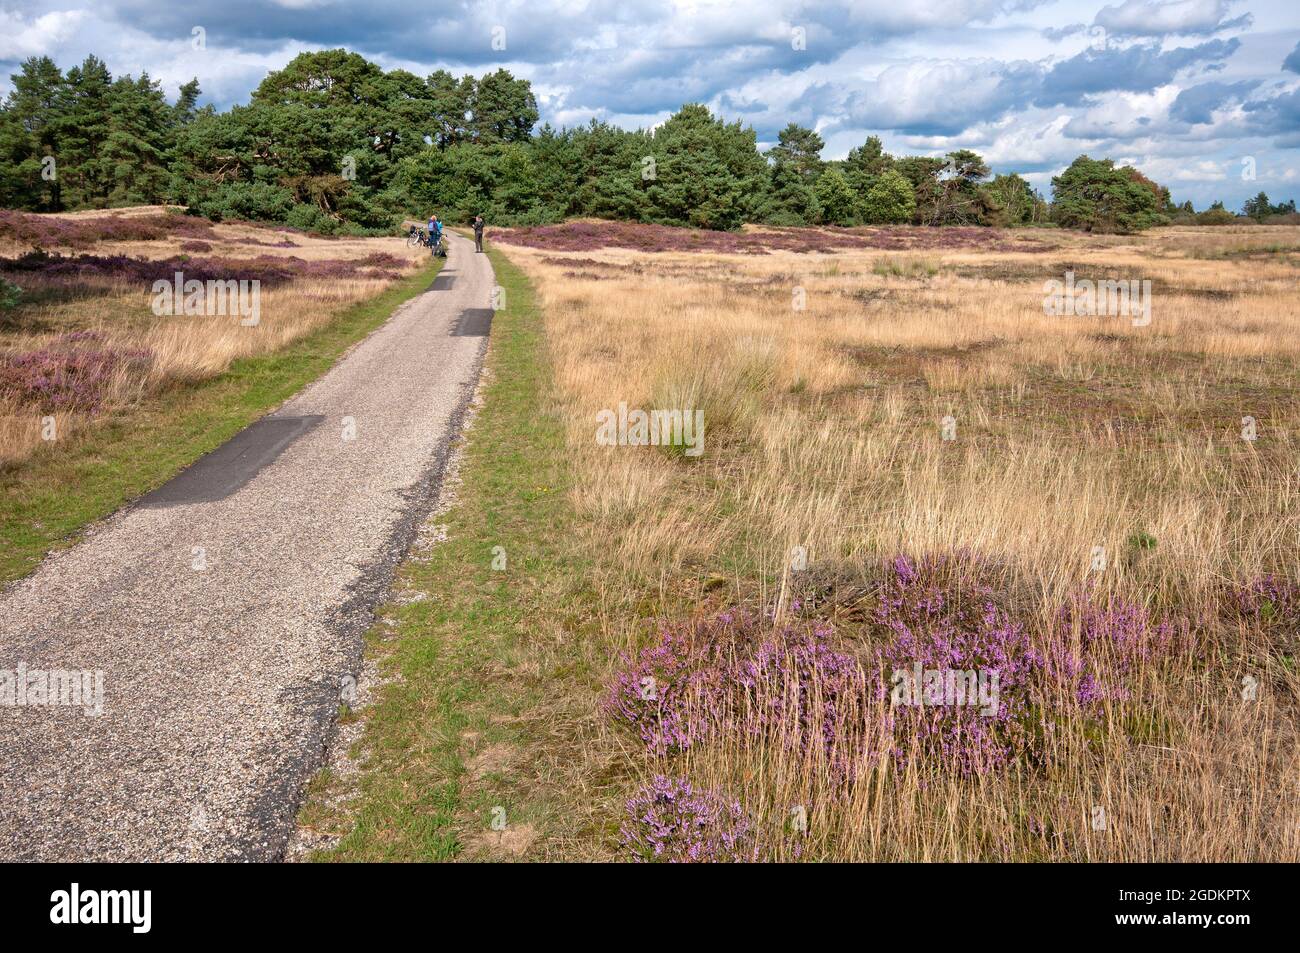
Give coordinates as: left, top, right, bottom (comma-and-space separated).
303, 246, 592, 862
0, 258, 442, 585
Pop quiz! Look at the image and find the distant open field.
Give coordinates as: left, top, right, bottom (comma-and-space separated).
0, 207, 423, 467
0, 206, 437, 585
474, 221, 1299, 861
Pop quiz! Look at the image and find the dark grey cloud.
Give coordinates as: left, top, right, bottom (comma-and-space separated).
529, 16, 866, 118
1169, 78, 1260, 122
100, 0, 1001, 74
93, 0, 882, 120
1243, 85, 1300, 146
1043, 23, 1088, 41
1043, 3, 1250, 47
1284, 40, 1300, 73
1036, 37, 1240, 106
105, 0, 641, 65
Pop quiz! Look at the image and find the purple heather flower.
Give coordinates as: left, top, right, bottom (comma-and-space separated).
620, 775, 758, 863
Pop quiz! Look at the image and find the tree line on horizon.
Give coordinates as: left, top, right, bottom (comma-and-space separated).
1, 49, 1295, 236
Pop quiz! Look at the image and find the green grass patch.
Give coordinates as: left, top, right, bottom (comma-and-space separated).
0, 259, 442, 584
306, 245, 575, 861
872, 256, 940, 279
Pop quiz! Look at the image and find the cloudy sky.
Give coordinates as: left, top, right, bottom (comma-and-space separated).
2, 0, 1298, 207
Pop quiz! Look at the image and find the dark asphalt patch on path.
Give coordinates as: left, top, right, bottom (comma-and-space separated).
452, 307, 494, 336
139, 415, 325, 508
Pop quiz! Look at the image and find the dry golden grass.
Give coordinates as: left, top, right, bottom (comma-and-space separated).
0, 208, 424, 466
501, 223, 1300, 861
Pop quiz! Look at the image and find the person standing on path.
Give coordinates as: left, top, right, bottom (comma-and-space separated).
473, 214, 485, 253
429, 214, 444, 257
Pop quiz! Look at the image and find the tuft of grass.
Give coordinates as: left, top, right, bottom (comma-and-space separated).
1127, 530, 1158, 551
872, 256, 940, 279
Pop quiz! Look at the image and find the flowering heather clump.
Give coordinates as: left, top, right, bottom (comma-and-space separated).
845, 225, 1050, 252
0, 344, 152, 414
1228, 575, 1299, 630
603, 614, 751, 753
0, 251, 294, 286
240, 235, 300, 248
496, 220, 766, 254
0, 210, 217, 250
0, 210, 83, 248
620, 775, 758, 862
102, 214, 219, 243
872, 553, 1038, 773
872, 555, 1183, 772
606, 551, 1190, 781
604, 610, 867, 757
357, 251, 405, 268
0, 251, 397, 289
737, 625, 863, 755
603, 629, 702, 753
56, 330, 106, 344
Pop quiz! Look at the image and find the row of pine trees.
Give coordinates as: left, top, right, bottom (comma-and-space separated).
0, 48, 1254, 235
0, 55, 200, 211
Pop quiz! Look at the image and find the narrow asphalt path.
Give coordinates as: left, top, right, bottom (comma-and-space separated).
0, 230, 493, 860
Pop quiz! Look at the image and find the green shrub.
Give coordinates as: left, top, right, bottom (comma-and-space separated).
814, 169, 860, 226
861, 169, 916, 225
193, 182, 296, 223
0, 277, 21, 310
286, 203, 339, 234
1196, 208, 1238, 226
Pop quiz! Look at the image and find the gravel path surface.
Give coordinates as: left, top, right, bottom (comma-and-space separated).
0, 231, 494, 861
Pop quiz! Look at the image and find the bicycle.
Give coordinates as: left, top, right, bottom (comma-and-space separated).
407, 226, 447, 257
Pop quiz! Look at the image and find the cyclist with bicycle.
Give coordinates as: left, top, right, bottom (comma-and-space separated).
427, 214, 443, 256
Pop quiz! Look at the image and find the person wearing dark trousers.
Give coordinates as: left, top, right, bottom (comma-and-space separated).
473, 214, 485, 252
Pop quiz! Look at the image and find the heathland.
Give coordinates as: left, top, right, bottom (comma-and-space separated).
302, 219, 1299, 862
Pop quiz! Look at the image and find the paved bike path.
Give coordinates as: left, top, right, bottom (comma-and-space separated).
0, 231, 493, 860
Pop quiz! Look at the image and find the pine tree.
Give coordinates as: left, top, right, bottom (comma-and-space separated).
104, 72, 173, 205
761, 160, 818, 224
842, 135, 892, 195
426, 70, 473, 148
1051, 156, 1164, 233
53, 55, 115, 207
767, 124, 824, 183
173, 79, 201, 125
644, 105, 766, 230
1242, 192, 1272, 221
0, 56, 66, 209
570, 120, 645, 222
469, 69, 538, 144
